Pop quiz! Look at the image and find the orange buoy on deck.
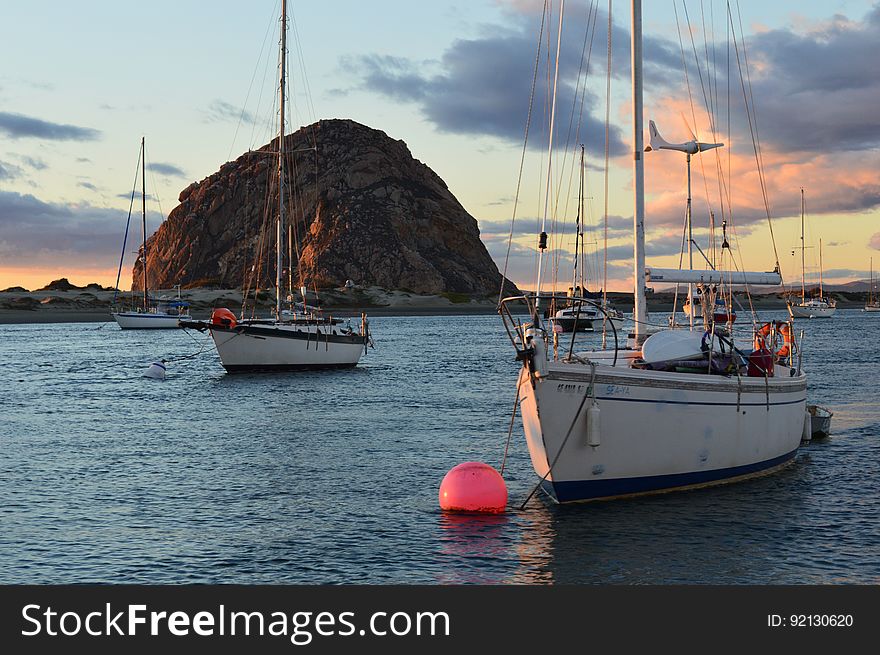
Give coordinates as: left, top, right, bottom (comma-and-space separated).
439, 462, 507, 514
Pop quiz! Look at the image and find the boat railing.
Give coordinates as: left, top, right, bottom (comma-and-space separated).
499, 293, 621, 366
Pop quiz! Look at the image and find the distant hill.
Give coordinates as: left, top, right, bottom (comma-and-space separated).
134, 119, 517, 297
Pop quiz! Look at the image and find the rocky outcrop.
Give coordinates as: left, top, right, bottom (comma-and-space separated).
135, 119, 516, 296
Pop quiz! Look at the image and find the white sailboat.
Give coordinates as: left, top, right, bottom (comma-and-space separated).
181, 0, 368, 372
498, 0, 806, 504
111, 137, 192, 329
790, 189, 836, 318
865, 258, 879, 312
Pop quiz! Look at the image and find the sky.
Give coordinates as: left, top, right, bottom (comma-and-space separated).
1, 0, 878, 292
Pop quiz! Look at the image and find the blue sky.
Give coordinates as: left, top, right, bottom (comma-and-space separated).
1, 0, 878, 290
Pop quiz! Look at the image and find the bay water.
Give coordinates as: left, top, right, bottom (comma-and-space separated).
2, 311, 878, 583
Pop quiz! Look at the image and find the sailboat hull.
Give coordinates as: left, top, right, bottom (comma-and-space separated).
112, 312, 190, 329
790, 304, 836, 318
518, 362, 806, 503
208, 323, 365, 372
863, 304, 880, 313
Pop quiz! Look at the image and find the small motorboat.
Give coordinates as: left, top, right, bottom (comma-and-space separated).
807, 404, 833, 439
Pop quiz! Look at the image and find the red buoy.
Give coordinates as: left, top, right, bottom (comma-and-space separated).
211, 308, 237, 329
439, 462, 507, 514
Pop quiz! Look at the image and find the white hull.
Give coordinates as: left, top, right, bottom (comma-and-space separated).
517, 359, 806, 503
864, 304, 880, 313
790, 304, 836, 318
112, 312, 190, 329
209, 322, 364, 372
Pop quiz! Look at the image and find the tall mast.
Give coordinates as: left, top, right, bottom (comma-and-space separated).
631, 0, 647, 339
800, 188, 805, 303
571, 144, 584, 296
686, 152, 693, 328
871, 257, 874, 305
819, 237, 824, 300
141, 136, 148, 312
276, 0, 287, 321
535, 0, 565, 315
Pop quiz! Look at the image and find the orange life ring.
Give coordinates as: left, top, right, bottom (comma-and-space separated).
754, 322, 773, 351
775, 321, 793, 359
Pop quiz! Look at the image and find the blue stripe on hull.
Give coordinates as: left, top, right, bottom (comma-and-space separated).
542, 448, 799, 503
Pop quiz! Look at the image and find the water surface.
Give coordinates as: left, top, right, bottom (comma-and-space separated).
1, 311, 877, 583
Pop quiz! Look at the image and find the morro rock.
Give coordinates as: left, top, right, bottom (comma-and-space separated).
134, 119, 515, 296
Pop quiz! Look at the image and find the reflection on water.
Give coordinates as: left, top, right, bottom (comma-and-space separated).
1, 311, 879, 583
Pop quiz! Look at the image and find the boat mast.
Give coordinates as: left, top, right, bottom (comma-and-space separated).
819, 237, 824, 300
871, 257, 874, 305
141, 136, 148, 312
686, 152, 694, 328
535, 0, 565, 316
800, 188, 806, 304
571, 144, 585, 297
276, 0, 287, 321
631, 0, 647, 339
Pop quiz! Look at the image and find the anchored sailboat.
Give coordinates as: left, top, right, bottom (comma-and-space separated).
498, 0, 806, 504
790, 189, 836, 318
181, 0, 369, 371
111, 137, 192, 329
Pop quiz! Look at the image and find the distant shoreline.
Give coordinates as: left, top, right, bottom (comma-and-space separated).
0, 285, 872, 325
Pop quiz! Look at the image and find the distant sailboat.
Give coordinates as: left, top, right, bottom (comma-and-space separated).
790, 189, 836, 319
180, 0, 368, 371
111, 137, 191, 329
866, 257, 880, 312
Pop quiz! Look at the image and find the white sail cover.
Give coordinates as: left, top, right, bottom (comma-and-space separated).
646, 267, 782, 285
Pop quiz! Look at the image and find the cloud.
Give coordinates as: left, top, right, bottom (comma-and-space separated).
870, 233, 880, 250
734, 7, 880, 154
146, 162, 186, 178
0, 111, 100, 141
78, 181, 98, 192
339, 3, 639, 157
17, 155, 47, 170
204, 99, 257, 125
0, 160, 23, 181
116, 192, 154, 201
0, 191, 160, 272
0, 191, 123, 263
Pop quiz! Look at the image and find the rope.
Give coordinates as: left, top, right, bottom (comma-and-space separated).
519, 361, 597, 509
498, 0, 547, 307
500, 380, 523, 476
169, 331, 215, 362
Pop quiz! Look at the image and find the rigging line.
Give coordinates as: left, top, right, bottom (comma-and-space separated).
247, 0, 282, 152
500, 380, 523, 476
673, 0, 715, 231
519, 361, 597, 510
230, 0, 278, 161
289, 7, 318, 125
536, 0, 566, 306
499, 0, 548, 307
143, 143, 167, 232
554, 0, 598, 245
532, 0, 552, 292
681, 1, 721, 232
113, 143, 143, 305
552, 0, 598, 299
729, 1, 783, 281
